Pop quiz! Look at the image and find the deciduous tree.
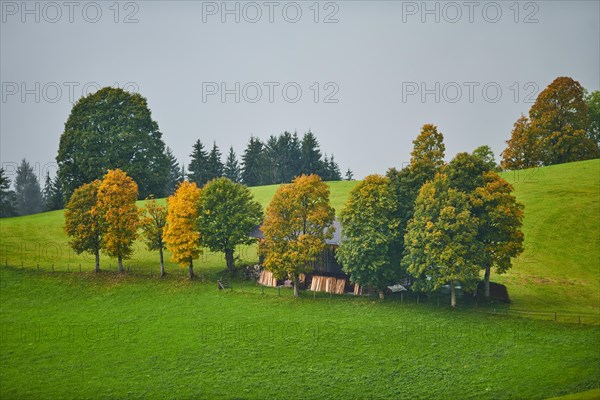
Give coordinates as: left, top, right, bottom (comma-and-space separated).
141, 197, 168, 277
260, 174, 335, 297
56, 87, 169, 200
163, 181, 202, 279
197, 177, 263, 274
337, 175, 402, 299
471, 172, 525, 297
96, 169, 140, 273
64, 180, 103, 272
403, 173, 481, 307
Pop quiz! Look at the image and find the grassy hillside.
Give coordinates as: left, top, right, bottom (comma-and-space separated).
0, 161, 598, 314
0, 267, 598, 399
498, 159, 600, 314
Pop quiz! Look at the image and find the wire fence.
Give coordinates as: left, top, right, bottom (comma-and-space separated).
3, 260, 599, 325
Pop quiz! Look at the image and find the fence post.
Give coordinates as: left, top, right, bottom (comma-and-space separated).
51, 263, 54, 273
37, 263, 39, 271
79, 263, 81, 273
554, 312, 557, 321
579, 316, 581, 324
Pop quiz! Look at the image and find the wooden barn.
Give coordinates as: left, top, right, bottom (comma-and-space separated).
249, 220, 356, 294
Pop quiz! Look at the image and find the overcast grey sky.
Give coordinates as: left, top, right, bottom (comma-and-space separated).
1, 0, 599, 181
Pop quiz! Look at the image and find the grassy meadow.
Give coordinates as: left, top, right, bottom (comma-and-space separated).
1, 161, 599, 399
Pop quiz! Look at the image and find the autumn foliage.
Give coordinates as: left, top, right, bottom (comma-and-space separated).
64, 180, 103, 272
163, 181, 202, 279
141, 196, 168, 277
260, 174, 335, 297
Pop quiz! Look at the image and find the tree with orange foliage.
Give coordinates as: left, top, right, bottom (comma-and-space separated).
141, 197, 168, 277
260, 174, 335, 297
96, 169, 140, 273
163, 181, 201, 279
64, 180, 103, 272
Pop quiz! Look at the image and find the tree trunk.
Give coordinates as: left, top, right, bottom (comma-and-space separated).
293, 273, 299, 297
94, 250, 100, 273
225, 249, 235, 274
450, 281, 456, 308
188, 260, 194, 280
484, 265, 491, 298
159, 248, 165, 277
379, 290, 385, 300
118, 255, 123, 273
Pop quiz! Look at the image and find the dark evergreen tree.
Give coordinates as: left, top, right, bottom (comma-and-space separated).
206, 142, 224, 182
14, 159, 43, 216
241, 136, 265, 187
0, 168, 17, 218
46, 174, 64, 211
188, 140, 209, 187
56, 87, 169, 200
263, 135, 280, 184
345, 168, 354, 181
328, 154, 342, 181
42, 172, 52, 207
224, 146, 241, 183
165, 147, 182, 195
300, 131, 323, 175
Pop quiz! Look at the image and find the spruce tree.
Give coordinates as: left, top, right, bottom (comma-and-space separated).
224, 146, 241, 183
188, 140, 209, 187
241, 136, 265, 187
14, 159, 43, 216
206, 142, 224, 182
300, 131, 322, 175
0, 168, 17, 217
165, 146, 182, 195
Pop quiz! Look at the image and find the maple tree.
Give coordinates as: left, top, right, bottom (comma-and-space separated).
163, 181, 202, 279
96, 169, 140, 273
141, 197, 168, 277
197, 177, 263, 274
260, 174, 335, 297
471, 172, 525, 297
64, 180, 103, 272
337, 175, 402, 299
403, 173, 482, 307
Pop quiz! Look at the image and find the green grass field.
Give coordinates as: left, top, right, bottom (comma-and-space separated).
1, 161, 599, 399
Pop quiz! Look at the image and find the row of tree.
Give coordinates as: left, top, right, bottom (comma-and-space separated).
501, 77, 599, 169
64, 169, 264, 278
55, 86, 350, 204
0, 160, 64, 217
259, 125, 524, 306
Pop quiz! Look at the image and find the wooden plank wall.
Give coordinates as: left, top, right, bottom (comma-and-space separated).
309, 275, 347, 294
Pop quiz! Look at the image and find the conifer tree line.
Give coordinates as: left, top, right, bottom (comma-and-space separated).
186, 131, 345, 188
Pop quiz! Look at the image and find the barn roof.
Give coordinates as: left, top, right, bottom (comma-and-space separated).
249, 220, 342, 245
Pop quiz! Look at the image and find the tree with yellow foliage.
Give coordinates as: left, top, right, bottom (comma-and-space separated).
64, 180, 103, 272
163, 181, 201, 279
141, 197, 168, 277
260, 174, 335, 297
96, 169, 140, 273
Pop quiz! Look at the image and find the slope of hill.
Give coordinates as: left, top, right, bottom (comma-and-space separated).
0, 161, 597, 313
498, 159, 600, 314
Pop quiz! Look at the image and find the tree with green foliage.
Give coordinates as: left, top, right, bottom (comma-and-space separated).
585, 90, 600, 146
241, 136, 265, 187
14, 159, 43, 216
224, 146, 241, 183
337, 175, 402, 299
41, 173, 64, 211
64, 180, 103, 272
0, 168, 17, 218
206, 142, 224, 182
472, 145, 499, 172
444, 152, 489, 193
165, 147, 182, 195
56, 87, 169, 199
471, 172, 525, 297
95, 169, 140, 273
530, 77, 598, 165
188, 140, 210, 187
410, 124, 446, 185
260, 174, 335, 297
141, 197, 168, 277
197, 177, 263, 274
403, 173, 481, 307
